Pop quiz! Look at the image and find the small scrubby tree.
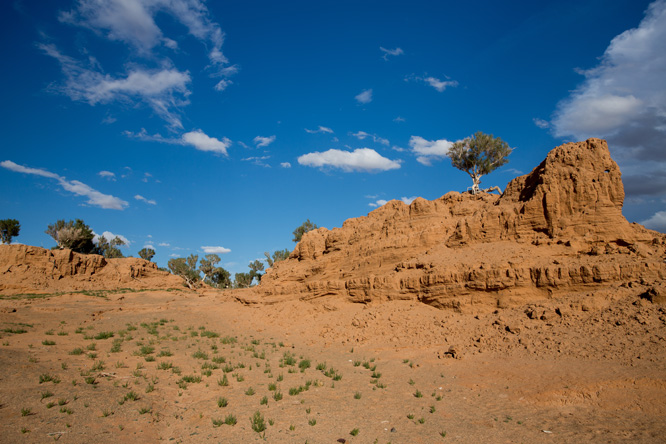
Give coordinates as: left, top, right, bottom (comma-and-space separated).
264, 248, 290, 268
233, 272, 253, 288
95, 235, 126, 258
199, 254, 221, 283
448, 131, 512, 195
138, 248, 155, 262
210, 267, 232, 289
248, 259, 265, 284
45, 219, 95, 253
292, 219, 318, 242
0, 219, 20, 244
168, 254, 200, 289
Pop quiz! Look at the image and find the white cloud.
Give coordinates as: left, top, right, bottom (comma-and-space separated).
305, 126, 334, 134
351, 131, 389, 146
202, 246, 231, 254
181, 130, 231, 155
369, 196, 417, 208
552, 0, 666, 165
355, 89, 373, 104
242, 156, 271, 167
393, 116, 405, 123
280, 162, 291, 168
98, 170, 116, 180
144, 243, 155, 249
93, 230, 130, 246
214, 79, 232, 91
424, 76, 458, 92
40, 43, 191, 128
1, 160, 128, 210
134, 194, 157, 205
254, 135, 276, 147
533, 118, 550, 129
408, 136, 453, 165
380, 46, 404, 60
641, 210, 666, 233
298, 148, 401, 172
59, 0, 227, 65
158, 242, 170, 247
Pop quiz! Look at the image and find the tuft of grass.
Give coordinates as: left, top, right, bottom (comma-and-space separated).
192, 350, 209, 360
42, 339, 56, 346
273, 390, 283, 401
138, 407, 151, 415
418, 417, 425, 424
41, 390, 54, 400
70, 347, 84, 356
94, 331, 114, 340
260, 396, 268, 405
124, 391, 140, 401
430, 405, 436, 413
407, 413, 415, 420
21, 407, 32, 416
298, 359, 311, 371
440, 431, 447, 437
354, 391, 362, 399
350, 428, 359, 436
217, 397, 228, 408
308, 418, 317, 426
224, 414, 237, 425
250, 410, 266, 433
245, 387, 255, 396
414, 389, 423, 398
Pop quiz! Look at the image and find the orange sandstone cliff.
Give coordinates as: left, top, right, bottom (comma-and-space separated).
247, 139, 665, 310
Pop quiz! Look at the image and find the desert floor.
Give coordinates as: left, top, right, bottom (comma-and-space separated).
1, 288, 665, 443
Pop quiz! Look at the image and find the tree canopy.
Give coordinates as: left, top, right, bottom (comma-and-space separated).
138, 248, 156, 262
448, 132, 512, 195
168, 254, 200, 289
0, 219, 20, 244
264, 248, 290, 268
45, 219, 95, 253
96, 235, 126, 258
292, 219, 318, 242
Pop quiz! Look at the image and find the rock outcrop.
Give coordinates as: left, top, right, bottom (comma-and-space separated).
0, 244, 184, 294
247, 139, 666, 310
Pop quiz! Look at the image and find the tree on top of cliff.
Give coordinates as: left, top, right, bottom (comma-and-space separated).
45, 219, 95, 253
0, 219, 20, 244
448, 132, 512, 195
292, 219, 318, 242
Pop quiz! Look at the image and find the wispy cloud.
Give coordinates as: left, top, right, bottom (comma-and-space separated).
158, 242, 170, 247
409, 136, 453, 165
202, 246, 231, 254
1, 160, 128, 210
350, 131, 389, 146
134, 194, 157, 205
298, 148, 401, 172
59, 0, 228, 65
380, 46, 404, 60
98, 170, 116, 180
305, 126, 334, 134
393, 116, 405, 123
355, 89, 373, 104
280, 162, 292, 168
407, 74, 458, 92
254, 135, 276, 148
242, 156, 271, 167
126, 128, 231, 156
368, 196, 417, 207
533, 118, 550, 129
40, 43, 191, 128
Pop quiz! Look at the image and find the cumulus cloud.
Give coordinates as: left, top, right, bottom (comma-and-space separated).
424, 76, 458, 92
254, 135, 276, 147
127, 128, 231, 156
641, 211, 666, 233
305, 126, 334, 134
350, 131, 389, 146
380, 46, 403, 60
1, 160, 128, 210
552, 0, 666, 166
182, 130, 231, 155
368, 196, 417, 207
93, 230, 130, 246
297, 148, 401, 172
40, 43, 191, 128
59, 0, 228, 65
202, 246, 231, 254
408, 136, 453, 165
355, 89, 373, 104
280, 162, 292, 168
134, 194, 157, 205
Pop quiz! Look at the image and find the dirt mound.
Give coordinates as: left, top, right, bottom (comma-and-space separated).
249, 139, 666, 309
0, 244, 184, 294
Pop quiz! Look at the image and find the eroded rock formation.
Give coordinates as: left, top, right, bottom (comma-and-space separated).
0, 244, 183, 294
248, 139, 666, 310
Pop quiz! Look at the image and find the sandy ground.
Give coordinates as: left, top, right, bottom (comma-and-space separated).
1, 288, 665, 443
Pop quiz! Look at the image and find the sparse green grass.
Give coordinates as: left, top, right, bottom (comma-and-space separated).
41, 390, 54, 400
414, 389, 423, 398
224, 414, 237, 425
350, 428, 359, 436
192, 350, 209, 360
273, 390, 283, 401
245, 387, 255, 396
308, 418, 317, 426
42, 339, 56, 346
250, 410, 266, 433
354, 391, 362, 399
94, 331, 114, 340
138, 406, 151, 415
21, 407, 32, 416
217, 397, 228, 408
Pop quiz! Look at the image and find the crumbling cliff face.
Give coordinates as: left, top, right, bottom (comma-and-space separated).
0, 244, 184, 294
247, 139, 665, 310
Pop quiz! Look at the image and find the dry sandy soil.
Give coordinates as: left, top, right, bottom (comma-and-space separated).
1, 287, 665, 444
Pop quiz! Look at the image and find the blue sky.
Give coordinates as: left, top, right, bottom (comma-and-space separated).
1, 0, 665, 275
